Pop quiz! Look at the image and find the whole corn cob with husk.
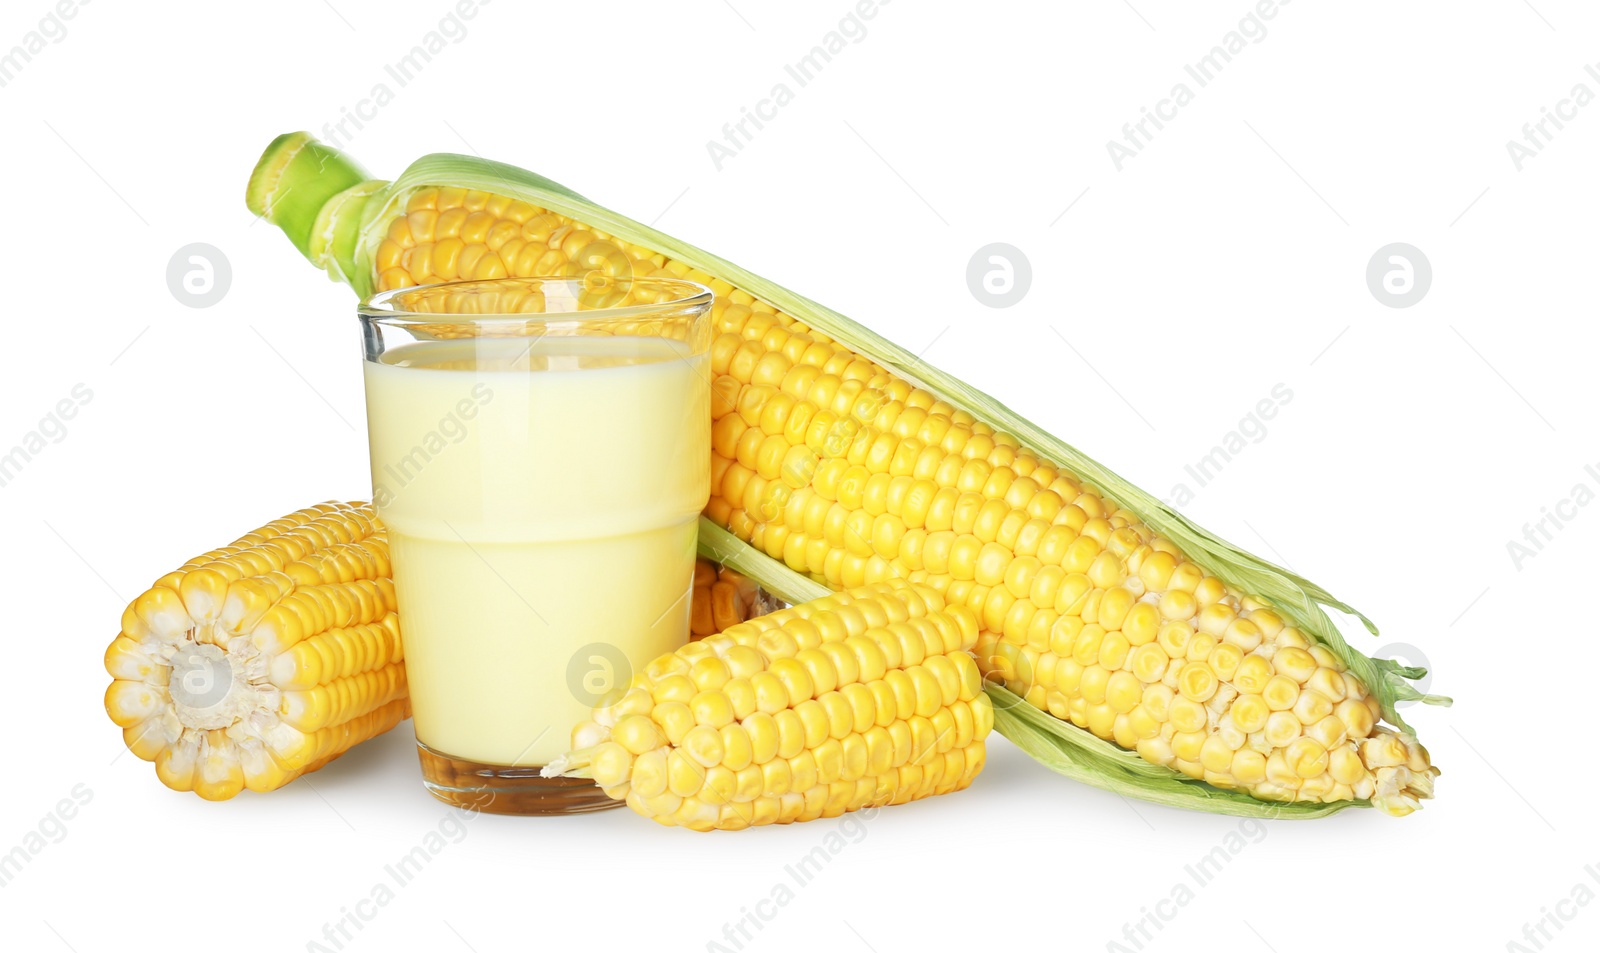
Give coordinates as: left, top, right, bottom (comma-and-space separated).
104, 502, 409, 800
249, 133, 1448, 816
543, 579, 991, 830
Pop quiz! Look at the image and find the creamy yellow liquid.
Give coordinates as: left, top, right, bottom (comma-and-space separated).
364, 336, 710, 766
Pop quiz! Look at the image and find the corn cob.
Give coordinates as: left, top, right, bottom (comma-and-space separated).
249, 133, 1448, 816
543, 580, 991, 830
104, 502, 408, 800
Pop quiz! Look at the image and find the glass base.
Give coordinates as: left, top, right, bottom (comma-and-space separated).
416, 742, 622, 815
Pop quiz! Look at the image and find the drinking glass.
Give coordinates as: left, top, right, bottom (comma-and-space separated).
359, 275, 713, 814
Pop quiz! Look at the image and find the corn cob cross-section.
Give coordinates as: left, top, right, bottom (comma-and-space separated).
545, 580, 991, 831
250, 133, 1447, 817
104, 502, 409, 800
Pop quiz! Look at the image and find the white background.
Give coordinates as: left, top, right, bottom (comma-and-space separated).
1, 1, 1594, 951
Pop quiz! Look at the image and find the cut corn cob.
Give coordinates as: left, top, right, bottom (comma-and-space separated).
250, 134, 1448, 816
104, 502, 409, 800
543, 580, 991, 830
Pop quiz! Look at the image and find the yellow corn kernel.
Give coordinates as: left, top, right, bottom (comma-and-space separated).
1262, 675, 1300, 711
1293, 689, 1335, 726
1285, 738, 1329, 778
1177, 662, 1218, 703
1231, 748, 1268, 785
1273, 647, 1318, 684
1326, 743, 1364, 785
1230, 693, 1270, 734
1158, 589, 1197, 622
1172, 730, 1206, 762
1265, 710, 1303, 748
1169, 697, 1208, 734
1157, 621, 1193, 658
1106, 671, 1142, 713
1336, 697, 1376, 738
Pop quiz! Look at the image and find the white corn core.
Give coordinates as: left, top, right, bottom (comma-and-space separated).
160, 624, 278, 731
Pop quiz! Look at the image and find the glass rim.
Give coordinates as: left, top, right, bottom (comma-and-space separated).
358, 275, 715, 325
